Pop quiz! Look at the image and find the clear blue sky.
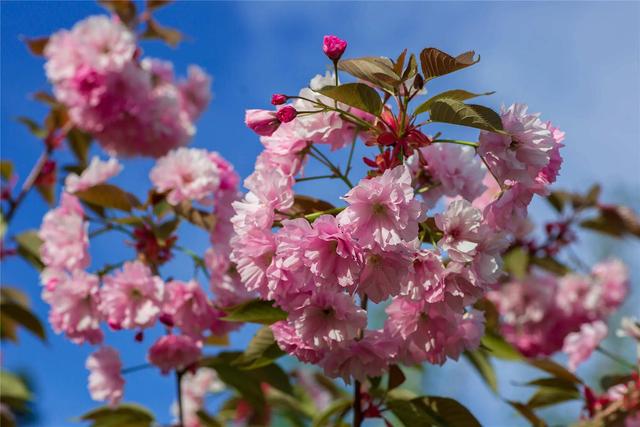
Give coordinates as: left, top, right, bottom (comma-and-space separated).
1, 1, 639, 426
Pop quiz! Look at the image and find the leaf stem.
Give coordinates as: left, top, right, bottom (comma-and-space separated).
596, 346, 636, 370
121, 363, 153, 374
176, 370, 185, 427
5, 150, 50, 223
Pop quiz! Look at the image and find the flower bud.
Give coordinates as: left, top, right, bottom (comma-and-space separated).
276, 105, 297, 123
322, 35, 347, 61
245, 109, 280, 136
271, 94, 287, 105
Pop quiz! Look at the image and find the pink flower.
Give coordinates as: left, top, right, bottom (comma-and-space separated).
357, 245, 413, 303
322, 35, 347, 61
150, 147, 221, 205
39, 193, 90, 272
164, 280, 218, 339
478, 103, 556, 187
320, 330, 396, 384
271, 94, 287, 105
290, 291, 366, 349
86, 346, 124, 406
148, 334, 202, 374
178, 65, 212, 120
562, 321, 608, 371
338, 165, 424, 249
100, 261, 164, 330
442, 262, 485, 310
482, 183, 535, 233
230, 228, 276, 297
43, 269, 103, 345
303, 215, 363, 288
272, 320, 325, 364
245, 109, 280, 136
536, 122, 565, 186
435, 200, 483, 262
276, 106, 297, 123
618, 317, 640, 341
65, 156, 122, 193
403, 250, 446, 302
591, 259, 629, 316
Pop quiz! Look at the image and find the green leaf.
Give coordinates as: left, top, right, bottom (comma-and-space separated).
529, 256, 570, 276
76, 184, 141, 212
141, 19, 182, 46
503, 247, 530, 279
16, 117, 46, 138
66, 128, 92, 166
464, 350, 498, 393
154, 217, 180, 240
36, 182, 56, 206
507, 401, 547, 427
22, 37, 49, 56
79, 403, 154, 427
0, 371, 31, 403
525, 377, 578, 392
222, 300, 287, 324
337, 57, 400, 93
388, 396, 481, 427
600, 373, 633, 390
414, 90, 494, 115
420, 48, 479, 80
0, 299, 46, 341
233, 326, 285, 370
526, 386, 580, 409
311, 398, 351, 427
387, 364, 406, 391
317, 83, 383, 116
527, 359, 582, 384
196, 410, 223, 427
32, 91, 59, 106
429, 99, 504, 133
0, 161, 14, 180
480, 333, 523, 361
14, 230, 43, 270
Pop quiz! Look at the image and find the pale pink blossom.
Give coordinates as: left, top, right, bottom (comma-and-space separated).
435, 200, 482, 262
303, 215, 363, 288
319, 330, 397, 384
338, 165, 424, 248
482, 183, 534, 233
179, 65, 212, 120
562, 320, 608, 371
164, 280, 217, 339
442, 262, 485, 310
39, 193, 90, 271
272, 320, 325, 364
291, 291, 366, 349
141, 58, 175, 84
591, 259, 629, 316
243, 167, 294, 213
65, 156, 122, 193
357, 245, 413, 303
86, 346, 124, 406
43, 269, 103, 345
148, 334, 202, 374
150, 147, 221, 205
100, 261, 164, 330
230, 229, 276, 297
536, 122, 565, 186
478, 103, 555, 186
403, 250, 446, 302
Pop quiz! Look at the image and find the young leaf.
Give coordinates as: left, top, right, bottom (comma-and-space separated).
141, 19, 182, 46
147, 0, 172, 10
196, 410, 224, 427
0, 161, 14, 181
290, 195, 336, 217
526, 386, 580, 408
527, 358, 582, 384
507, 401, 547, 427
311, 398, 351, 427
429, 99, 504, 133
387, 364, 406, 391
78, 403, 154, 427
98, 0, 137, 26
464, 350, 498, 393
22, 37, 49, 56
317, 83, 383, 116
414, 90, 495, 116
16, 117, 47, 138
0, 300, 46, 341
222, 299, 287, 324
388, 396, 482, 427
14, 230, 44, 270
529, 256, 570, 276
503, 247, 530, 279
76, 184, 141, 212
66, 128, 92, 166
337, 57, 400, 93
525, 377, 579, 392
480, 332, 523, 361
233, 326, 285, 370
420, 48, 479, 80
581, 205, 640, 238
173, 201, 216, 231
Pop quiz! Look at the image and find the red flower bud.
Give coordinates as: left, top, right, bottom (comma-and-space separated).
323, 35, 347, 61
134, 331, 144, 342
245, 109, 280, 136
271, 94, 287, 105
276, 106, 297, 123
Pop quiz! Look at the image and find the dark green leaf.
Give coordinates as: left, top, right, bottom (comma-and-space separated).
317, 83, 382, 116
507, 401, 547, 427
141, 19, 182, 46
222, 300, 287, 324
414, 90, 494, 115
388, 396, 481, 427
22, 37, 49, 56
76, 184, 141, 212
79, 403, 154, 427
311, 398, 351, 427
480, 333, 523, 361
525, 377, 578, 392
526, 386, 580, 408
154, 217, 180, 240
66, 128, 92, 166
337, 57, 400, 93
464, 350, 498, 393
546, 192, 566, 213
388, 364, 406, 391
233, 326, 285, 370
527, 359, 582, 384
14, 230, 43, 270
420, 48, 479, 80
429, 99, 504, 133
529, 256, 570, 275
0, 300, 46, 341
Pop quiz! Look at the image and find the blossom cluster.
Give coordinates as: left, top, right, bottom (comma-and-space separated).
233, 47, 568, 382
44, 15, 211, 157
38, 147, 240, 407
488, 259, 629, 370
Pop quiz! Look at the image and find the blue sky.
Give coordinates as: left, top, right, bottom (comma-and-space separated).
1, 1, 639, 426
